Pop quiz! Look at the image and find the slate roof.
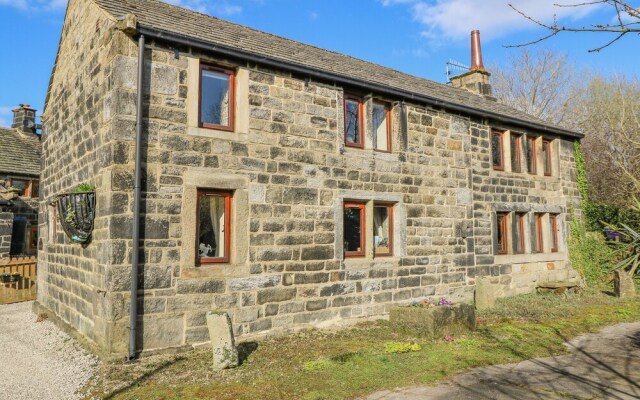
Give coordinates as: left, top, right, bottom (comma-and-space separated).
0, 127, 41, 177
92, 0, 581, 138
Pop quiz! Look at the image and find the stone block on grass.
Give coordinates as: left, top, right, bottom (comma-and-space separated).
475, 277, 499, 310
389, 303, 476, 338
206, 311, 239, 370
614, 270, 636, 299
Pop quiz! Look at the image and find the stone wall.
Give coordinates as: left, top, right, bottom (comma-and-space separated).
38, 0, 121, 351
0, 211, 14, 257
39, 0, 581, 355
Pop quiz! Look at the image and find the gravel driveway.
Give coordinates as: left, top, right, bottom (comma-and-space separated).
0, 301, 98, 400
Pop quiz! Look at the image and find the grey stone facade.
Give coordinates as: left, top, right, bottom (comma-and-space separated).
38, 0, 582, 355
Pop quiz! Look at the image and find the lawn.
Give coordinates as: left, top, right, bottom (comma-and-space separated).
84, 290, 640, 400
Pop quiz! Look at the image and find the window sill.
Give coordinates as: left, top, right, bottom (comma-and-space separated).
342, 146, 399, 161
180, 263, 252, 278
188, 126, 248, 142
343, 257, 401, 269
494, 252, 566, 264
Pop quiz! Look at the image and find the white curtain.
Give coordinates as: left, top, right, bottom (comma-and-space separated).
373, 208, 389, 249
209, 196, 225, 257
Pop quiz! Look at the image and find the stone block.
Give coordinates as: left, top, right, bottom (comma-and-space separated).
137, 314, 184, 350
177, 278, 225, 294
389, 303, 476, 338
228, 275, 281, 291
614, 270, 636, 299
257, 288, 297, 304
475, 277, 498, 310
206, 311, 239, 370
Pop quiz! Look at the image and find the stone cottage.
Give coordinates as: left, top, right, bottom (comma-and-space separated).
37, 0, 583, 357
0, 105, 41, 258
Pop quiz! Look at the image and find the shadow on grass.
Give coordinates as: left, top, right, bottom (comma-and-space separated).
238, 341, 258, 365
102, 356, 186, 400
435, 323, 640, 400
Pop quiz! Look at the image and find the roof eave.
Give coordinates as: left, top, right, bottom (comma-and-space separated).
137, 25, 584, 140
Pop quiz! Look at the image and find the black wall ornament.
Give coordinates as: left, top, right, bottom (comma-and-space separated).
55, 192, 96, 244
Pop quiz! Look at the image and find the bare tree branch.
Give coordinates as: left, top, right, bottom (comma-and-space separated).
506, 0, 639, 51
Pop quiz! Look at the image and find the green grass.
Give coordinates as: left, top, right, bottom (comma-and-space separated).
84, 292, 640, 400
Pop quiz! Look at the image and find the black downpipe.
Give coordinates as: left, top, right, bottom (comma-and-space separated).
129, 33, 145, 361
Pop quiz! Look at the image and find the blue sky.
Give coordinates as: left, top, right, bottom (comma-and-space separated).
0, 0, 638, 127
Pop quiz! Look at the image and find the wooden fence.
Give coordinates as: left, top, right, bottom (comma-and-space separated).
0, 256, 37, 305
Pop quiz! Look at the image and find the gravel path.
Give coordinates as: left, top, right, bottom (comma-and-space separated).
0, 301, 98, 400
363, 322, 640, 400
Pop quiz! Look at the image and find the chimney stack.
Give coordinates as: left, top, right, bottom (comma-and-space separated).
470, 30, 485, 72
450, 30, 492, 96
11, 104, 38, 134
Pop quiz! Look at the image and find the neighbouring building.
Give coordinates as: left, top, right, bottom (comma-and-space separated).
37, 0, 583, 355
0, 105, 41, 258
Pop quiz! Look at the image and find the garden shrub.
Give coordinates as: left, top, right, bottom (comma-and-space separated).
569, 219, 615, 287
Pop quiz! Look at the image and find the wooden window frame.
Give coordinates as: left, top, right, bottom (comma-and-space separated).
542, 139, 552, 176
344, 202, 366, 258
511, 133, 522, 173
28, 226, 38, 251
344, 95, 364, 149
373, 203, 394, 257
372, 101, 392, 153
550, 214, 559, 253
198, 64, 235, 132
497, 212, 509, 255
526, 136, 537, 175
492, 130, 505, 171
535, 213, 544, 253
514, 212, 526, 254
196, 190, 232, 264
30, 180, 39, 198
10, 178, 33, 198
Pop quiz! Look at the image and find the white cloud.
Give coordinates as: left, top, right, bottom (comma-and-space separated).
0, 107, 13, 129
161, 0, 242, 16
382, 0, 604, 42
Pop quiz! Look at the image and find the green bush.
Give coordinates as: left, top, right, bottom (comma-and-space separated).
584, 202, 640, 233
569, 220, 615, 287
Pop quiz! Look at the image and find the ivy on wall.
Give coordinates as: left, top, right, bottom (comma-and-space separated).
574, 140, 589, 204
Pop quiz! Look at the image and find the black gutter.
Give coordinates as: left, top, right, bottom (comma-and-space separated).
129, 33, 145, 361
137, 26, 583, 139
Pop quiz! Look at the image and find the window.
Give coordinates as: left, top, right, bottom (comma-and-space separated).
31, 180, 39, 198
28, 226, 38, 251
535, 213, 544, 253
491, 130, 504, 171
510, 134, 522, 173
550, 214, 559, 252
514, 212, 526, 254
343, 202, 365, 257
496, 212, 508, 255
373, 204, 393, 256
197, 190, 231, 263
542, 139, 552, 176
9, 179, 38, 198
372, 101, 391, 152
525, 136, 537, 174
199, 65, 234, 131
11, 179, 28, 197
344, 95, 364, 148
